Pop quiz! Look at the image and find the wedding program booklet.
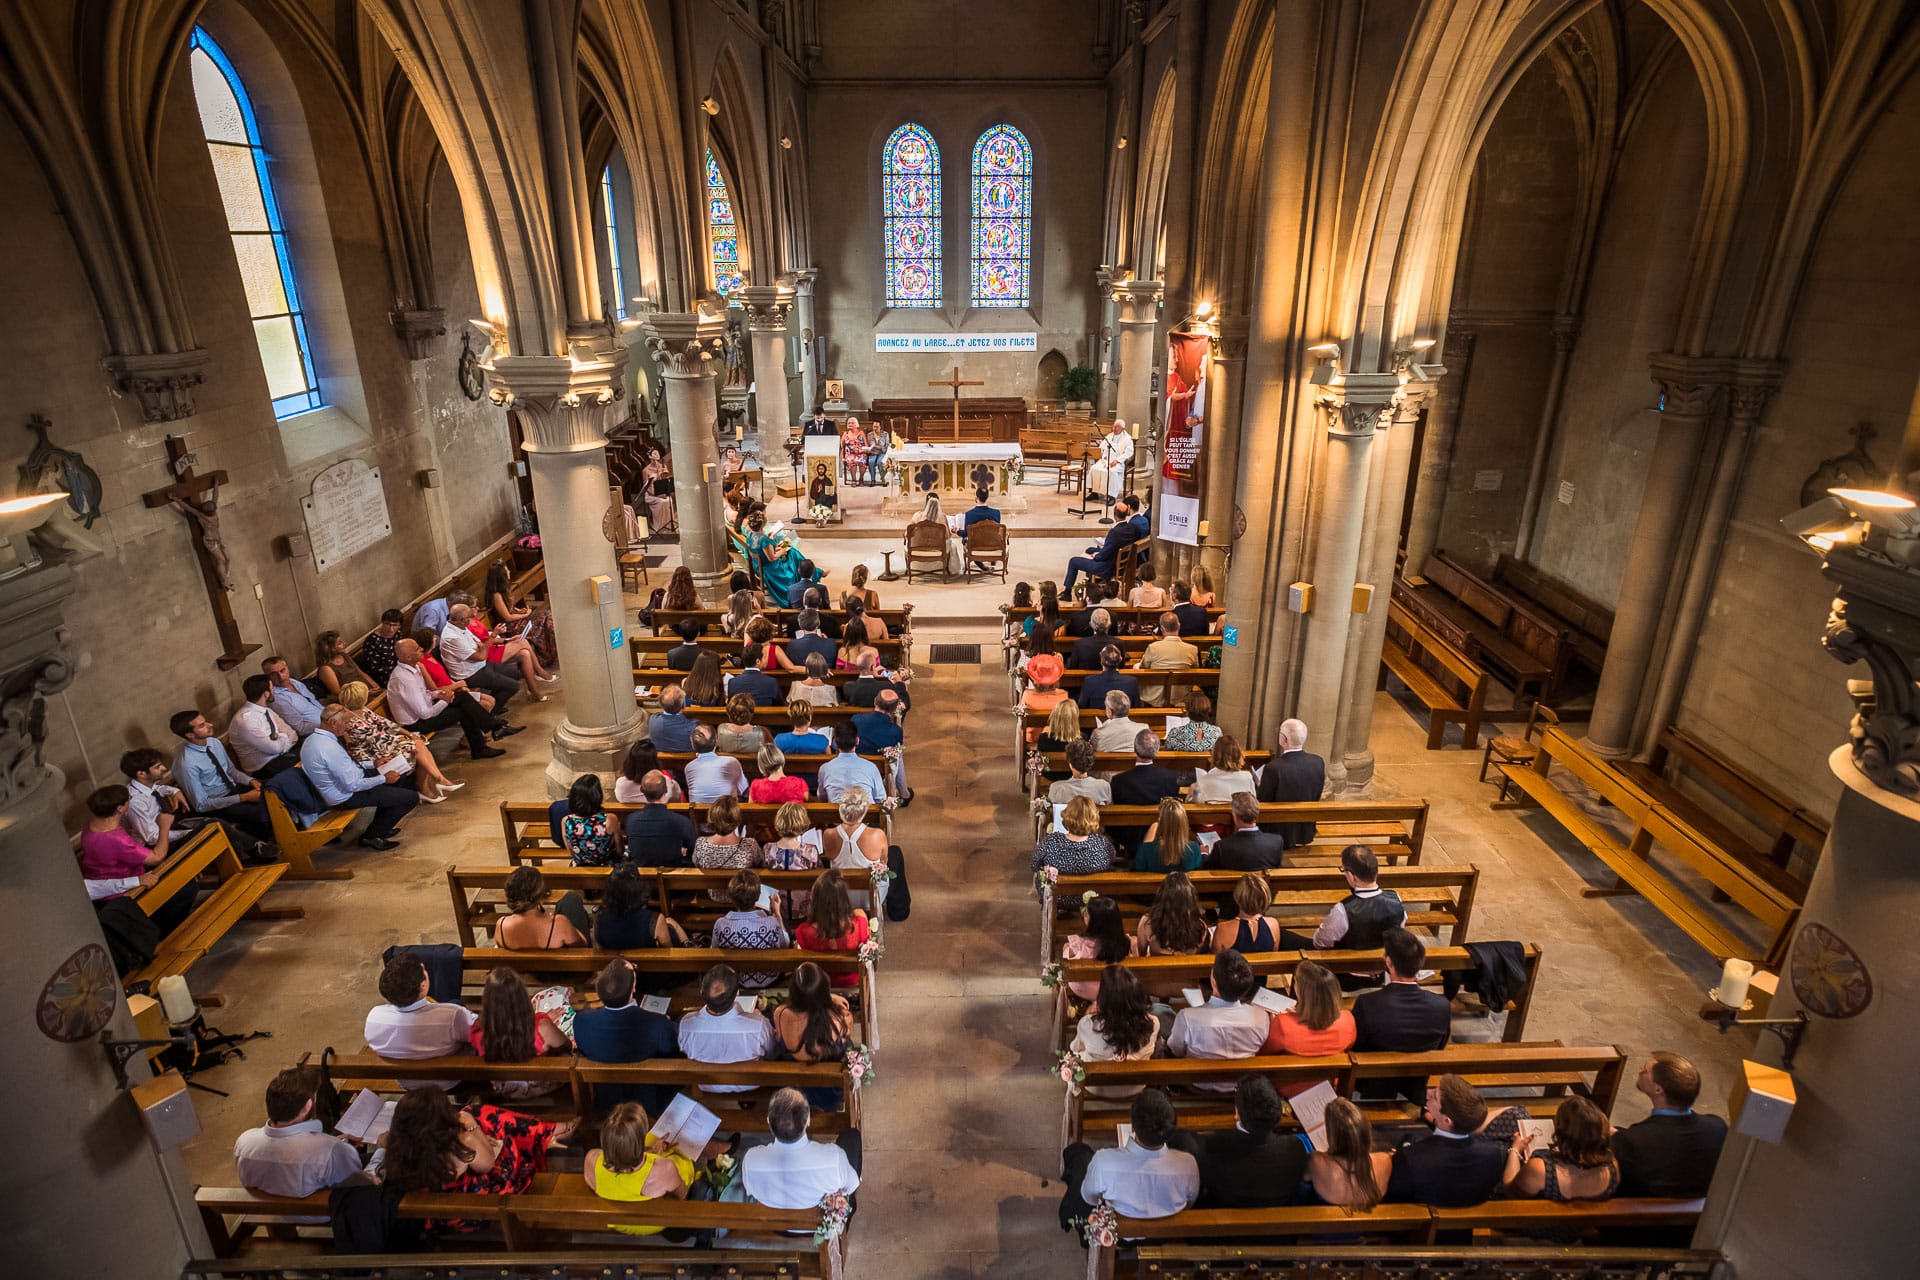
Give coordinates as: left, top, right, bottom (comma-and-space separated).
649, 1093, 722, 1159
336, 1088, 397, 1144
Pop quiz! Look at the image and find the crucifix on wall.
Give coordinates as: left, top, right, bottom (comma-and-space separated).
142, 435, 260, 671
927, 365, 985, 435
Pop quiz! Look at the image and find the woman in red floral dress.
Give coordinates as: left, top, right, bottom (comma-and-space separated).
383, 1086, 578, 1231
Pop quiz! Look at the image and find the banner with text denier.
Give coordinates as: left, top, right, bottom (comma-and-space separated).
1157, 329, 1209, 545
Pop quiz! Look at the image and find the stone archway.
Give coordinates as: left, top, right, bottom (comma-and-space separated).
1037, 348, 1068, 401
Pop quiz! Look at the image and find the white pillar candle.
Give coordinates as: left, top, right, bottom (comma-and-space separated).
1718, 958, 1754, 1008
156, 974, 196, 1024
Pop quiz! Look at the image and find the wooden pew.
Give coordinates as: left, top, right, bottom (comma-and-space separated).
1497, 724, 1801, 965
1380, 597, 1490, 749
261, 790, 360, 882
126, 824, 295, 1005
1007, 604, 1226, 635
1617, 725, 1829, 872
1099, 1200, 1704, 1276
629, 632, 909, 667
497, 800, 892, 864
1050, 944, 1543, 1053
1067, 1040, 1620, 1143
684, 703, 873, 726
1050, 667, 1222, 700
1078, 800, 1430, 873
633, 665, 863, 694
1039, 864, 1479, 962
195, 1174, 834, 1273
651, 605, 914, 637
1495, 551, 1613, 678
655, 750, 896, 798
1410, 553, 1561, 701
1028, 749, 1275, 798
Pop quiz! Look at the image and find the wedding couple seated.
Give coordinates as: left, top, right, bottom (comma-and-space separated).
904, 488, 1007, 581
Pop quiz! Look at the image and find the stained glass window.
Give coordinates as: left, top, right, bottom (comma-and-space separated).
601, 166, 628, 319
706, 150, 744, 299
970, 124, 1032, 308
882, 123, 941, 308
188, 28, 323, 419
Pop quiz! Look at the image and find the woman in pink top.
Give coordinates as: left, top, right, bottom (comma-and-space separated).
1261, 960, 1356, 1098
748, 746, 809, 804
1060, 896, 1137, 1002
78, 785, 162, 893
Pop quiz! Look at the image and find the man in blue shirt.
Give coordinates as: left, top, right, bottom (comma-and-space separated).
783, 558, 826, 608
261, 655, 325, 737
168, 709, 275, 845
412, 595, 452, 636
646, 685, 698, 752
962, 486, 1000, 530
623, 771, 696, 866
852, 690, 905, 755
1076, 644, 1141, 710
299, 708, 419, 850
774, 703, 830, 756
816, 722, 887, 803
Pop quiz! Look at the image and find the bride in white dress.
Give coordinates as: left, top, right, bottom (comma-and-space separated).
909, 494, 967, 576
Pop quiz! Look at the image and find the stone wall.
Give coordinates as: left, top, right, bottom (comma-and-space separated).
806, 0, 1107, 408
2, 12, 513, 818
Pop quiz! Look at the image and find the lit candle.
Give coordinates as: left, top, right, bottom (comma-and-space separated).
1130, 422, 1139, 439
1717, 958, 1754, 1008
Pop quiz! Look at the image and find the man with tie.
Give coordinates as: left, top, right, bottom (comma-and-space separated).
170, 709, 276, 844
1063, 494, 1145, 592
228, 673, 303, 777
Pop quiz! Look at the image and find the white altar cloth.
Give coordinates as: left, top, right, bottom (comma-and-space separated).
884, 443, 1026, 514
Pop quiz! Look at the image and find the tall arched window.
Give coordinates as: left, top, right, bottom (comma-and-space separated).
882, 123, 940, 308
601, 166, 629, 319
188, 28, 323, 419
970, 124, 1032, 308
706, 150, 744, 299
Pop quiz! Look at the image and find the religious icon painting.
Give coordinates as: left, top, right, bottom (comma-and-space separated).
1789, 921, 1872, 1019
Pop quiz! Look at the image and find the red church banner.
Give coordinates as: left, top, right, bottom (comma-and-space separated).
1157, 329, 1209, 545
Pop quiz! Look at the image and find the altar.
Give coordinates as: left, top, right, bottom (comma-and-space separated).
883, 442, 1027, 514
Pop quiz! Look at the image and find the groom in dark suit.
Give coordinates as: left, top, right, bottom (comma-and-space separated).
1063, 494, 1144, 591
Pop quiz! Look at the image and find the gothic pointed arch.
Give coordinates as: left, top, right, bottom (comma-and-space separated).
881, 122, 941, 308
1134, 66, 1178, 279
704, 42, 774, 288
969, 123, 1033, 308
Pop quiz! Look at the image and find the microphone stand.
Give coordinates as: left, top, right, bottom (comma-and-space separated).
786, 435, 807, 524
1072, 441, 1104, 521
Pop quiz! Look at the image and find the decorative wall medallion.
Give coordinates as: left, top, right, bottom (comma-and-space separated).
1790, 922, 1872, 1019
602, 503, 623, 544
1232, 504, 1248, 541
1799, 422, 1880, 508
457, 333, 486, 402
36, 943, 117, 1042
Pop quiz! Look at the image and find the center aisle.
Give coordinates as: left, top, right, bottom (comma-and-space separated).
848, 638, 1084, 1277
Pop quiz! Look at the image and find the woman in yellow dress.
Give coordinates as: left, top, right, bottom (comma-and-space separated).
583, 1101, 696, 1235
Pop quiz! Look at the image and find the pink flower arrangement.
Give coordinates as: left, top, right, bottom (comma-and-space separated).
1055, 1048, 1086, 1095
843, 1043, 875, 1090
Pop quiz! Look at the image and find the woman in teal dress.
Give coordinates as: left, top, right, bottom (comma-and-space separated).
747, 512, 819, 604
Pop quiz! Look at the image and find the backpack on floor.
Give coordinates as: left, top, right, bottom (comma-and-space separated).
637, 586, 666, 627
96, 897, 160, 976
883, 845, 911, 922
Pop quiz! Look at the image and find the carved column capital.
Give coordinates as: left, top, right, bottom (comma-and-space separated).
738, 285, 797, 332
1648, 352, 1733, 419
103, 350, 210, 423
390, 307, 448, 361
484, 333, 628, 452
1319, 374, 1402, 438
1215, 316, 1250, 363
1821, 546, 1920, 797
1727, 358, 1786, 423
790, 267, 819, 297
642, 312, 728, 380
1109, 278, 1164, 326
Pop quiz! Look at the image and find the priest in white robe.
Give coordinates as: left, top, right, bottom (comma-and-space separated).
1089, 418, 1135, 501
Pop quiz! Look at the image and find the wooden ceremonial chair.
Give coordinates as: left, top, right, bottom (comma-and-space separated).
609, 486, 649, 592
1481, 701, 1559, 805
904, 519, 950, 583
965, 518, 1009, 582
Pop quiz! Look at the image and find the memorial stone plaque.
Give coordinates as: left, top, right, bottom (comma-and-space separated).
301, 458, 393, 572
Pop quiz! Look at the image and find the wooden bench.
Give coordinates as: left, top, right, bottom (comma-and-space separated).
195, 1174, 836, 1273
1040, 864, 1479, 963
1067, 1040, 1620, 1142
1617, 725, 1828, 873
651, 606, 914, 637
1007, 604, 1225, 636
126, 825, 296, 1005
1410, 553, 1560, 701
1380, 598, 1490, 750
1028, 749, 1275, 798
262, 790, 360, 882
497, 800, 893, 864
1495, 552, 1613, 678
655, 751, 896, 798
1051, 944, 1543, 1053
1048, 667, 1221, 701
1096, 1200, 1705, 1277
633, 665, 863, 695
1079, 800, 1430, 873
629, 633, 910, 667
1498, 724, 1801, 964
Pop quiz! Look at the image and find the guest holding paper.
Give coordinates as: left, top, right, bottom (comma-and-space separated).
1503, 1095, 1619, 1201
1261, 960, 1356, 1099
1306, 1098, 1393, 1212
584, 1101, 694, 1234
1167, 949, 1273, 1090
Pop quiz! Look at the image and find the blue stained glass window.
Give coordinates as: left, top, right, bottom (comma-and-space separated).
189, 28, 324, 419
706, 150, 744, 299
970, 124, 1032, 308
882, 124, 941, 308
602, 167, 628, 319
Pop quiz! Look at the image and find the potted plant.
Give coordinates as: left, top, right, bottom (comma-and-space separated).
1057, 365, 1098, 409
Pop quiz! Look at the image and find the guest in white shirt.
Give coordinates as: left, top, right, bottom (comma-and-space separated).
682, 725, 749, 803
228, 673, 303, 776
1168, 949, 1273, 1091
364, 954, 476, 1083
1059, 1088, 1199, 1234
740, 1088, 862, 1211
261, 655, 325, 738
118, 747, 187, 853
1048, 737, 1113, 806
438, 603, 523, 704
385, 639, 507, 758
676, 964, 774, 1093
233, 1065, 379, 1198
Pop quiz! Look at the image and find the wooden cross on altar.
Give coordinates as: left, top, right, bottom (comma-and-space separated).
927, 365, 985, 435
142, 435, 259, 671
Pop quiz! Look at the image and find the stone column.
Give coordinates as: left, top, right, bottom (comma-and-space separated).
0, 562, 210, 1274
1587, 354, 1724, 756
1293, 376, 1397, 760
1703, 548, 1920, 1275
1095, 267, 1122, 417
488, 340, 645, 794
642, 312, 730, 602
1512, 316, 1579, 560
1196, 315, 1248, 586
1333, 386, 1427, 790
792, 268, 820, 414
1110, 279, 1164, 443
1400, 327, 1476, 576
740, 285, 797, 483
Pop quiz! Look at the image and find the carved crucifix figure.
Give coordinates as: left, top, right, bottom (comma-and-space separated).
927, 365, 985, 437
142, 435, 259, 670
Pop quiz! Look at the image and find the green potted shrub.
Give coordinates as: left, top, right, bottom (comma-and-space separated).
1057, 365, 1098, 409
